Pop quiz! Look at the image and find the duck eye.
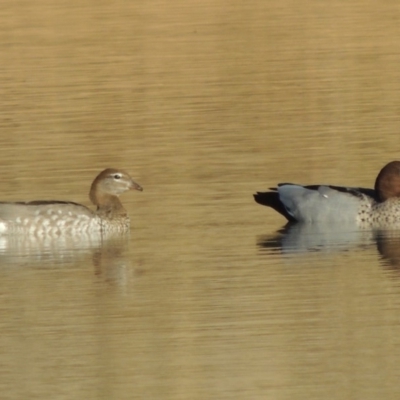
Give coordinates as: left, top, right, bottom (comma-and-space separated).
113, 174, 122, 180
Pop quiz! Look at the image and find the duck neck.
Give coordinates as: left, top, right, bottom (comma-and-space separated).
91, 192, 127, 218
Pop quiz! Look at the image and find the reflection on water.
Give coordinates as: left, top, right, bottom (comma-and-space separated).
0, 232, 133, 283
0, 233, 121, 264
375, 230, 400, 272
257, 223, 376, 254
2, 0, 400, 398
258, 222, 400, 271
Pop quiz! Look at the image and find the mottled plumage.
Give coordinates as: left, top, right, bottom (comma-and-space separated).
0, 168, 142, 236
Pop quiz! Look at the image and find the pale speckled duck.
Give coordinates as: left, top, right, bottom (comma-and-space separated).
254, 161, 400, 227
0, 168, 142, 236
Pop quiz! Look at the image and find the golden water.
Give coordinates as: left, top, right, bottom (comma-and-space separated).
1, 1, 400, 399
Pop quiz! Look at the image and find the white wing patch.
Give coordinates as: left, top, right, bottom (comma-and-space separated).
317, 186, 330, 199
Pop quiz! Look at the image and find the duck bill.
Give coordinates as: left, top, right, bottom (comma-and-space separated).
130, 181, 143, 191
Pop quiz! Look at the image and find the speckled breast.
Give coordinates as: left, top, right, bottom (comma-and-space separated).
366, 198, 400, 228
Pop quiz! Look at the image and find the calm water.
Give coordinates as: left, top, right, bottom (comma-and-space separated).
1, 1, 400, 399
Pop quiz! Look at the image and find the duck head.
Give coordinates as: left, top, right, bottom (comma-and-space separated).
374, 161, 400, 202
89, 168, 143, 208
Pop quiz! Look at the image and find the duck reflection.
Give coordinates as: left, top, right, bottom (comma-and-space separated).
375, 230, 400, 270
0, 232, 133, 283
258, 223, 375, 254
258, 223, 400, 268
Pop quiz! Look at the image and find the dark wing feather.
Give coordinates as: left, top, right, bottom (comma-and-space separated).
253, 190, 296, 222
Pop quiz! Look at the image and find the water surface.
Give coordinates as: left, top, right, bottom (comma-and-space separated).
1, 1, 400, 399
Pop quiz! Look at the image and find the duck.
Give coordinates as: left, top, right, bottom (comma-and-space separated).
254, 161, 400, 227
0, 168, 143, 236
